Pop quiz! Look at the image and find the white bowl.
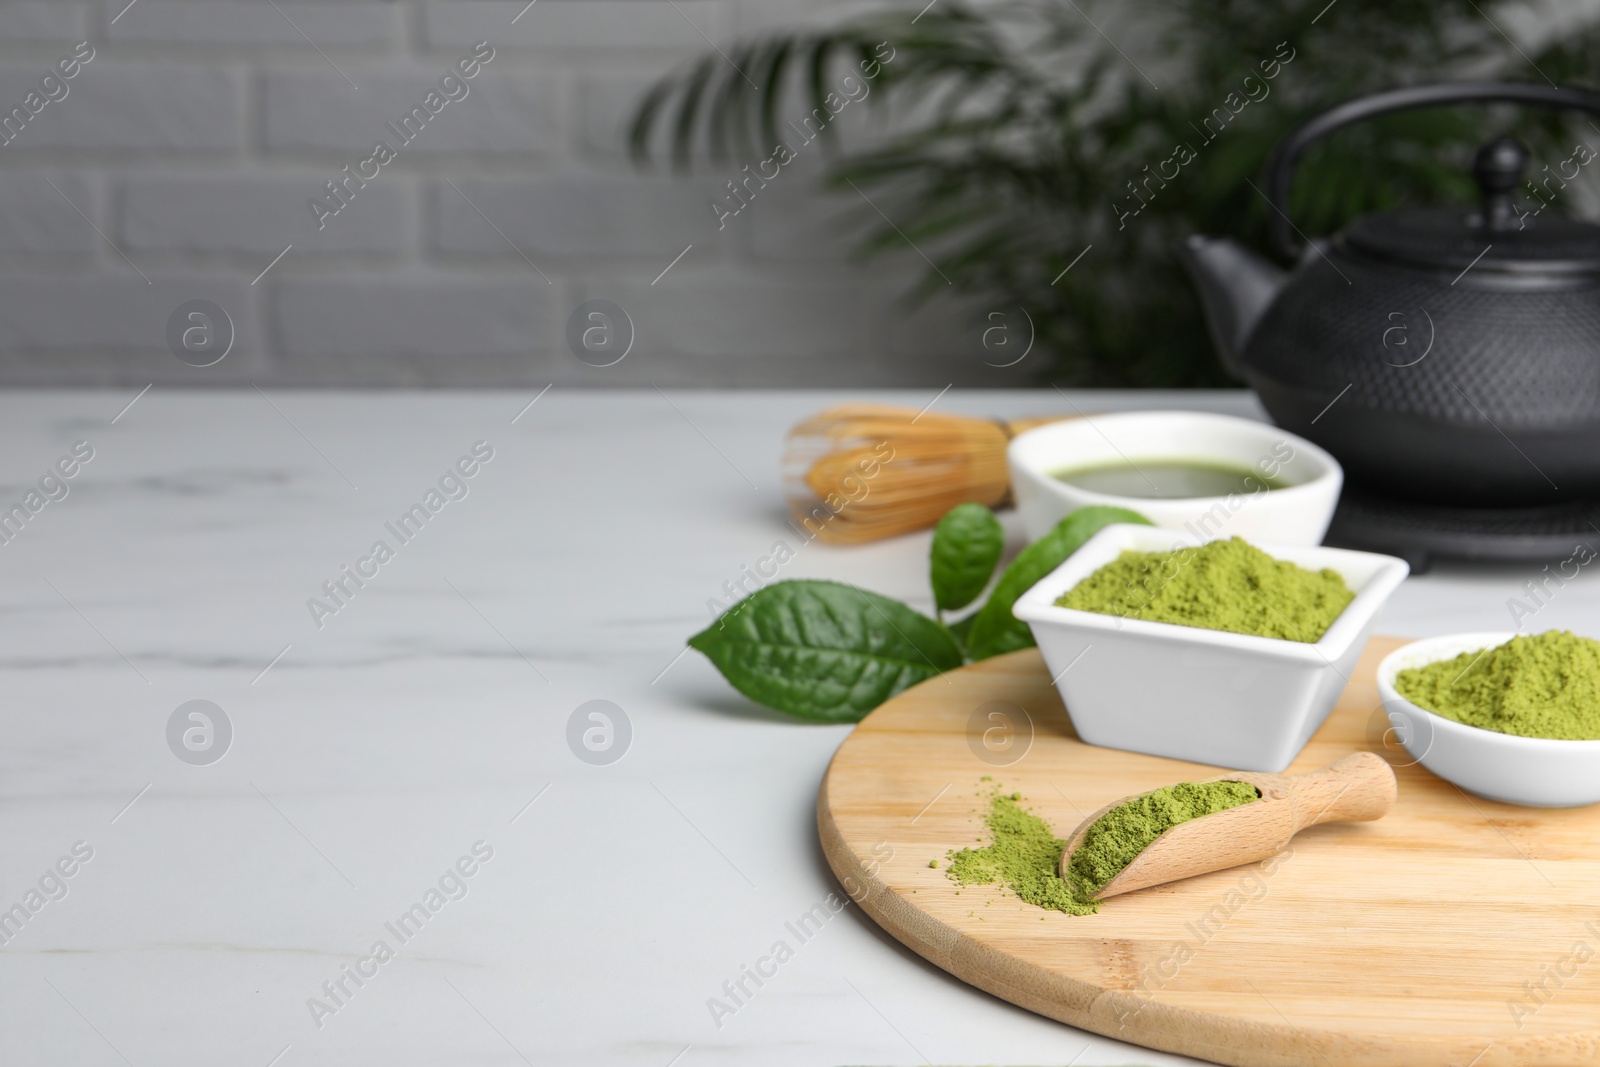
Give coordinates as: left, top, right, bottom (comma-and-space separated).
1012, 524, 1409, 772
1008, 411, 1343, 545
1376, 633, 1600, 807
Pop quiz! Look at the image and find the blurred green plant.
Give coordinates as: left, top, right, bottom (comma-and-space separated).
631, 0, 1600, 385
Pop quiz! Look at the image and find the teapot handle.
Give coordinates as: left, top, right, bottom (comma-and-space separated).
1265, 81, 1600, 259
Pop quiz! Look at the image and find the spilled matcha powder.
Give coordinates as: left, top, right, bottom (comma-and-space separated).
1056, 536, 1354, 643
945, 790, 1096, 915
1394, 630, 1600, 740
945, 780, 1259, 913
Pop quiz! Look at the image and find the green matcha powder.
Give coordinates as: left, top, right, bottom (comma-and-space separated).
945, 781, 1260, 914
1065, 780, 1260, 898
1395, 630, 1600, 741
1056, 536, 1354, 643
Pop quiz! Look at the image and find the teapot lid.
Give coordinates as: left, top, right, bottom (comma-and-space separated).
1339, 136, 1600, 274
1342, 208, 1600, 273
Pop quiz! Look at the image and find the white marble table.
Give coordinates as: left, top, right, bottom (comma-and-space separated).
1, 388, 1589, 1067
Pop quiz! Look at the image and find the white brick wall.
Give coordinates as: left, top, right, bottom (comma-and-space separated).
108, 2, 399, 46
261, 68, 562, 155
0, 0, 1014, 387
0, 62, 240, 152
273, 276, 551, 358
434, 175, 707, 258
0, 172, 98, 255
0, 4, 90, 42
122, 173, 412, 254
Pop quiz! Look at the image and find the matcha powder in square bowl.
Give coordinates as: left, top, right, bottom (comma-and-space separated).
1056, 536, 1354, 643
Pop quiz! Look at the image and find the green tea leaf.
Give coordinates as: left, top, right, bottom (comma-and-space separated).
965, 506, 1151, 661
930, 502, 1005, 612
946, 611, 978, 649
688, 579, 964, 723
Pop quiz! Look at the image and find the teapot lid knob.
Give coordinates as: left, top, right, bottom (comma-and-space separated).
1474, 136, 1528, 231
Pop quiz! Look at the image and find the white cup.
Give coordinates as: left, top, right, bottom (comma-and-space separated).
1008, 411, 1343, 545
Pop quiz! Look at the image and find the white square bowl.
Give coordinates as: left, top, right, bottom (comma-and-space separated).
1012, 524, 1409, 772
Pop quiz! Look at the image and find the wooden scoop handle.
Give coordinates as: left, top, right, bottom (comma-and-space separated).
1279, 751, 1398, 832
1071, 753, 1399, 901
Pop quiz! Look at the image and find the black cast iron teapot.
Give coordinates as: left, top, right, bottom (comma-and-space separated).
1182, 83, 1600, 507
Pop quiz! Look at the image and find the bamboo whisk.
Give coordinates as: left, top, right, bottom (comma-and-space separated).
782, 404, 1072, 544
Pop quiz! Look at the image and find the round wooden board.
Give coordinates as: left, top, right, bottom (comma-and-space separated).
817, 637, 1600, 1067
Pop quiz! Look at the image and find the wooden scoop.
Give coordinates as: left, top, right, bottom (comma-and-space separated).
1059, 752, 1398, 901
